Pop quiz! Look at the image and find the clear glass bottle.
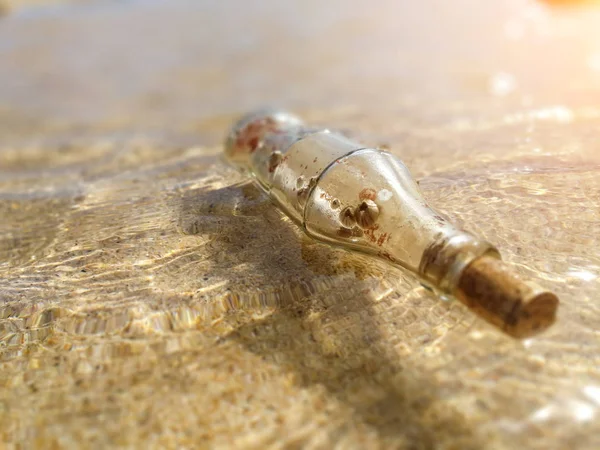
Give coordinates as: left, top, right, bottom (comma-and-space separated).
225, 108, 559, 338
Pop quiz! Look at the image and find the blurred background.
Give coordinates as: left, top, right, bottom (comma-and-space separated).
2, 0, 600, 135
1, 1, 600, 449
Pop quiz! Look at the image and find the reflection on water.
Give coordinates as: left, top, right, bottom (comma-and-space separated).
1, 0, 600, 448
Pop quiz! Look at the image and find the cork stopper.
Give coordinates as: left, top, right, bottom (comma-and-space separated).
455, 255, 559, 338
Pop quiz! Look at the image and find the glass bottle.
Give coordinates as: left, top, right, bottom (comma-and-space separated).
224, 108, 559, 338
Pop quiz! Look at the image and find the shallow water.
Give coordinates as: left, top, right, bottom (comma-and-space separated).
1, 0, 600, 448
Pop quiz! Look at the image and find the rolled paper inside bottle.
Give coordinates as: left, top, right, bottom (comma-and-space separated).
454, 255, 559, 338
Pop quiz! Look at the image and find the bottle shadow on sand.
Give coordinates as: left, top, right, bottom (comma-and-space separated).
179, 179, 481, 448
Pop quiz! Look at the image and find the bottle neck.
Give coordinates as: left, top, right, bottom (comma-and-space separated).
419, 231, 500, 294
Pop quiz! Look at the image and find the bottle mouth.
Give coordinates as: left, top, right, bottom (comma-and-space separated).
420, 233, 559, 338
419, 231, 500, 293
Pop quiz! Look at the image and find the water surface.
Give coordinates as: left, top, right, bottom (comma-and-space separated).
1, 1, 599, 448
